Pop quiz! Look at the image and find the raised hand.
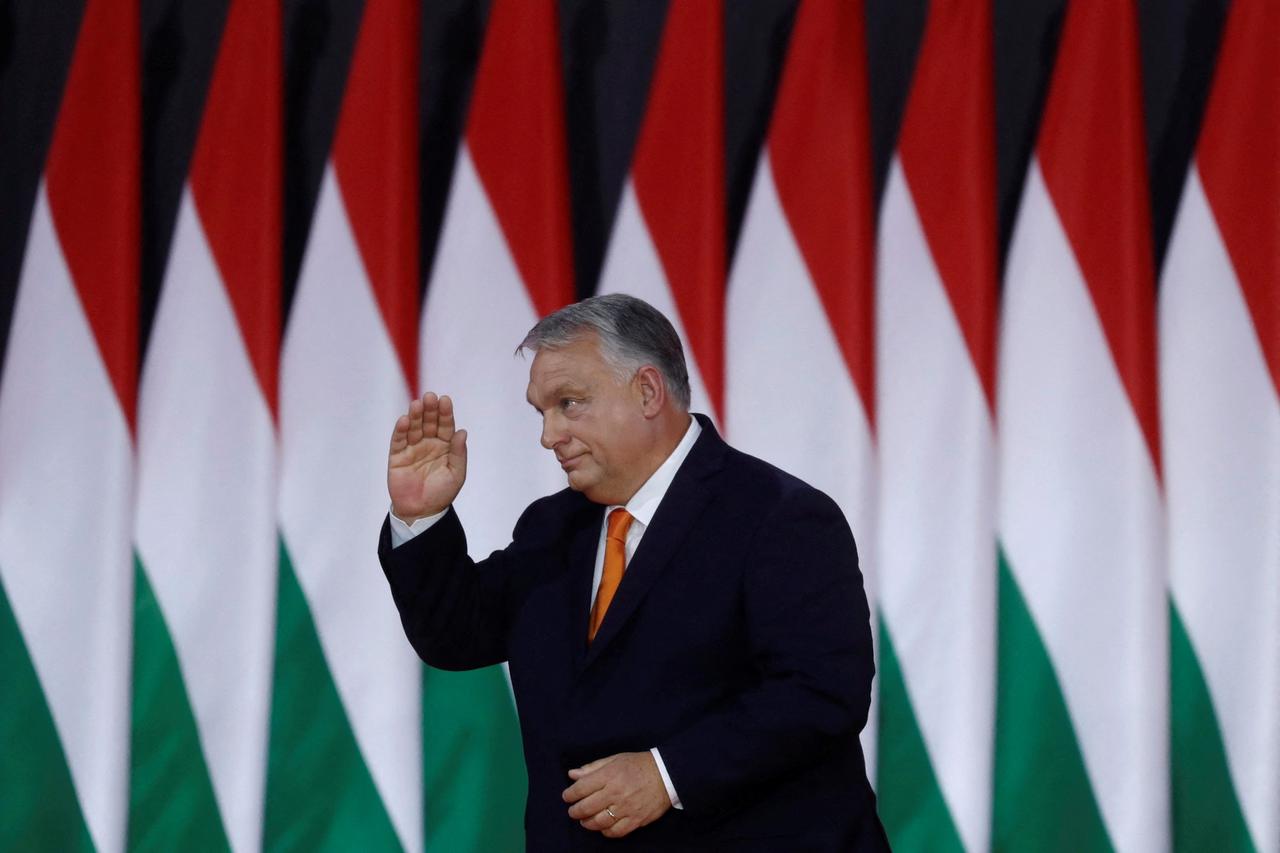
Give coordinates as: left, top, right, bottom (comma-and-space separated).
387, 392, 468, 523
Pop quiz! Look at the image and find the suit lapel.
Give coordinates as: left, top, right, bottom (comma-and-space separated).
569, 502, 604, 671
581, 415, 727, 671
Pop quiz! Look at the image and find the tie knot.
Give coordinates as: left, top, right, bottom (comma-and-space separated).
606, 508, 633, 543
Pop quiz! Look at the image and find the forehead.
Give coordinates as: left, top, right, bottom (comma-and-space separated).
527, 336, 611, 393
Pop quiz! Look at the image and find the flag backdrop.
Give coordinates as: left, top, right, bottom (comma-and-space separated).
0, 1, 1275, 851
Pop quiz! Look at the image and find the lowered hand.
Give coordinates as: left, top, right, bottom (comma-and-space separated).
563, 752, 672, 839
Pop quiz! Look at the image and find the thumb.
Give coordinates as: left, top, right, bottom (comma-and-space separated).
450, 429, 468, 473
570, 754, 619, 778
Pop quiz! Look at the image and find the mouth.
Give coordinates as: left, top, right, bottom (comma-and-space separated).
558, 454, 585, 471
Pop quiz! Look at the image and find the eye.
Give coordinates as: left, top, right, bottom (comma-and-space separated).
560, 398, 582, 412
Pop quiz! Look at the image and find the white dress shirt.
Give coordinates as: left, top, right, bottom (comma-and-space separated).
390, 416, 702, 809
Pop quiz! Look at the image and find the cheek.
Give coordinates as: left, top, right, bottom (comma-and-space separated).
577, 437, 605, 467
567, 420, 599, 451
564, 427, 587, 453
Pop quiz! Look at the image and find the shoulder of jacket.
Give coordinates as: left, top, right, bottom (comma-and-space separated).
511, 487, 595, 542
718, 445, 830, 505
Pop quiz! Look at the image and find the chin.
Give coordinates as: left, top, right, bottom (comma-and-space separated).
569, 477, 608, 504
567, 470, 620, 505
565, 471, 593, 494
581, 485, 627, 506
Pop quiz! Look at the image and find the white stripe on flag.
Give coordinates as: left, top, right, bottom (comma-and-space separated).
1161, 167, 1280, 852
877, 158, 995, 852
280, 164, 423, 853
725, 155, 878, 776
999, 161, 1167, 852
135, 187, 276, 851
0, 185, 133, 853
597, 180, 717, 423
421, 146, 564, 557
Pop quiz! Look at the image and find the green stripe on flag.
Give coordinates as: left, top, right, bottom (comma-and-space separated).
263, 539, 402, 852
127, 555, 231, 852
1170, 601, 1256, 853
993, 548, 1113, 853
422, 665, 527, 852
876, 615, 964, 853
0, 571, 94, 852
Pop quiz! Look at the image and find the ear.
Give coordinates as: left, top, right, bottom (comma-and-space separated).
634, 365, 666, 417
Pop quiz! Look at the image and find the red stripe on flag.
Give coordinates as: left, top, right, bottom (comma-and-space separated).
1197, 0, 1280, 398
190, 0, 282, 417
467, 0, 575, 318
44, 0, 140, 432
632, 0, 725, 419
333, 0, 420, 390
898, 0, 998, 410
1037, 0, 1161, 474
767, 0, 877, 424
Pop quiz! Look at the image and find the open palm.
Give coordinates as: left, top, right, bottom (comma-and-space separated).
387, 392, 467, 522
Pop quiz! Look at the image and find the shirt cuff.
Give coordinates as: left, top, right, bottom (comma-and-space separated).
649, 747, 682, 810
388, 506, 448, 547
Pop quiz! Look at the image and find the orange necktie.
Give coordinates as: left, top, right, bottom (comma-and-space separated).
589, 508, 634, 642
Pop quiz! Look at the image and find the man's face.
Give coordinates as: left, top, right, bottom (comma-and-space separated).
526, 335, 650, 505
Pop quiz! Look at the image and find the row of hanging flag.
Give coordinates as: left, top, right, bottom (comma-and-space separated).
1, 0, 1274, 851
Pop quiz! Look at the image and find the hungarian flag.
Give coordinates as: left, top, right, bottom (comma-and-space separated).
724, 0, 878, 780
597, 0, 724, 423
6, 5, 1273, 851
271, 0, 424, 847
874, 0, 998, 849
419, 0, 573, 846
131, 0, 279, 849
0, 0, 138, 849
1160, 0, 1280, 849
995, 0, 1167, 849
422, 0, 573, 560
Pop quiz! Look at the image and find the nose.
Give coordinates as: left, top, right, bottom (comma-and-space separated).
540, 413, 566, 450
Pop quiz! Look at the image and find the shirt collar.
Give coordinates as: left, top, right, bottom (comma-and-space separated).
611, 415, 702, 528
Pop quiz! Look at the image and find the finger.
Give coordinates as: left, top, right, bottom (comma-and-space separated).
389, 413, 410, 453
602, 816, 637, 839
568, 754, 620, 779
437, 394, 455, 442
421, 392, 439, 439
566, 788, 611, 820
405, 397, 423, 446
561, 769, 607, 804
450, 430, 467, 478
562, 777, 597, 804
578, 807, 621, 833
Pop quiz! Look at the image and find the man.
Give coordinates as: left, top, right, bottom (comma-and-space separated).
380, 294, 887, 850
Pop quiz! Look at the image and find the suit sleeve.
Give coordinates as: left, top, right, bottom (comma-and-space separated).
378, 504, 541, 671
654, 487, 874, 814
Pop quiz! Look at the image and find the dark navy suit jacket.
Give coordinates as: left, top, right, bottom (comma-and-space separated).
379, 415, 888, 851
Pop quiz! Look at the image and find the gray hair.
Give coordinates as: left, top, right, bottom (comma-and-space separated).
518, 294, 692, 410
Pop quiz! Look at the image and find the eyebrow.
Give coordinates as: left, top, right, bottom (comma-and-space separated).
527, 382, 586, 412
